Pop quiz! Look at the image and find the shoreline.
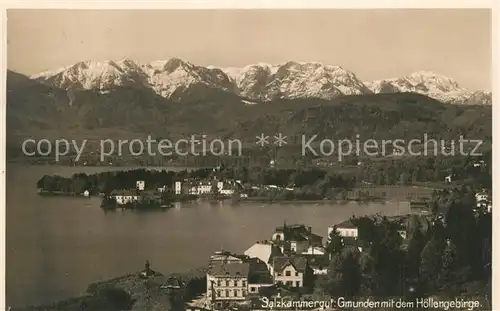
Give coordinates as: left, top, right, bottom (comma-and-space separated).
37, 191, 420, 205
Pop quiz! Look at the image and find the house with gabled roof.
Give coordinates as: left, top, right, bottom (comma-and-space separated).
328, 219, 359, 239
271, 256, 312, 288
206, 260, 250, 309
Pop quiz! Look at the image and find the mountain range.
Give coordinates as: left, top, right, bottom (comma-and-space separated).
29, 58, 491, 105
6, 59, 492, 154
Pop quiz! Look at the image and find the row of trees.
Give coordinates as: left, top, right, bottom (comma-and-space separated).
36, 167, 359, 195
316, 187, 491, 302
36, 151, 491, 198
356, 155, 491, 188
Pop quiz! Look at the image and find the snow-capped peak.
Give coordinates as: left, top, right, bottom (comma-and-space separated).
364, 71, 490, 105
31, 59, 146, 91
30, 58, 491, 105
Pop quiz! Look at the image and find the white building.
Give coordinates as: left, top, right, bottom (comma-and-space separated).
271, 256, 310, 288
206, 261, 249, 308
82, 190, 90, 197
473, 160, 486, 168
301, 246, 325, 256
475, 191, 492, 213
136, 180, 145, 191
476, 192, 489, 203
220, 189, 235, 195
197, 182, 213, 195
157, 186, 167, 193
244, 241, 282, 272
110, 190, 140, 205
328, 219, 359, 239
174, 181, 183, 195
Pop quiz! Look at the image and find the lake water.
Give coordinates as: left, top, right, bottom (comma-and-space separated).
6, 164, 410, 307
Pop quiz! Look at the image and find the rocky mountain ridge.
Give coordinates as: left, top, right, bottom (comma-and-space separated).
30, 58, 491, 105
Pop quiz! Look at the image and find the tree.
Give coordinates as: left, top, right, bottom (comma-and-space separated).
405, 222, 425, 279
321, 251, 362, 298
444, 194, 477, 267
96, 287, 134, 310
351, 216, 378, 243
210, 180, 220, 194
437, 240, 458, 292
323, 253, 343, 296
419, 237, 445, 293
325, 226, 343, 258
341, 251, 362, 297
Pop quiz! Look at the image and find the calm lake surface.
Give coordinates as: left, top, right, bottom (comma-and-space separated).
6, 164, 410, 307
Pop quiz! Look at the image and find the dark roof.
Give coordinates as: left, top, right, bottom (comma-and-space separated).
288, 231, 308, 242
267, 245, 284, 264
272, 256, 308, 273
275, 224, 323, 243
335, 219, 358, 229
209, 251, 249, 263
141, 190, 161, 196
208, 262, 250, 277
162, 276, 184, 288
248, 273, 273, 284
303, 255, 330, 269
110, 190, 138, 196
248, 260, 274, 285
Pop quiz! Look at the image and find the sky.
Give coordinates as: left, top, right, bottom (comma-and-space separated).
7, 9, 492, 90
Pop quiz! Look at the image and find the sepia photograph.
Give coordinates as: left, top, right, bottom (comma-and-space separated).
3, 5, 495, 311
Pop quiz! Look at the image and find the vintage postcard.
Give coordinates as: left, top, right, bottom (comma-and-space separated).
2, 2, 497, 311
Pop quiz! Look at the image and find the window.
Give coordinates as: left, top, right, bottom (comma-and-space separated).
286, 281, 293, 286
243, 290, 247, 296
217, 280, 221, 286
295, 281, 300, 287
277, 272, 282, 276
233, 289, 238, 297
250, 287, 256, 292
225, 280, 229, 287
295, 271, 299, 276
242, 280, 246, 287
216, 290, 221, 297
225, 290, 229, 297
285, 271, 291, 276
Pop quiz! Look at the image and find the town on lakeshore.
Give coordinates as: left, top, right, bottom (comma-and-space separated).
7, 8, 494, 311
25, 159, 493, 311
